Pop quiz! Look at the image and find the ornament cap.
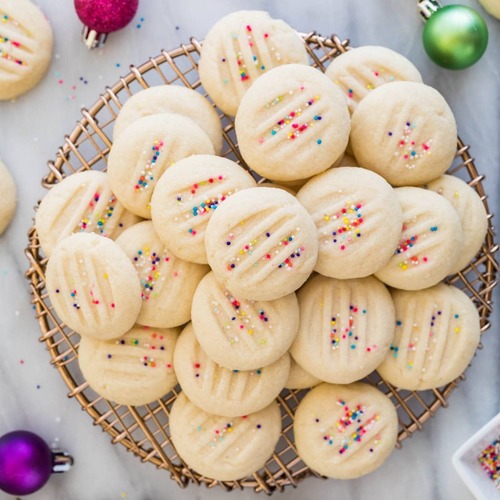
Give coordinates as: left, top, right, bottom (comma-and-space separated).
418, 0, 442, 20
51, 450, 74, 473
82, 25, 108, 49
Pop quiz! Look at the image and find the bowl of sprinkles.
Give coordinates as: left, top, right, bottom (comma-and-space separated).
24, 31, 498, 494
453, 412, 500, 500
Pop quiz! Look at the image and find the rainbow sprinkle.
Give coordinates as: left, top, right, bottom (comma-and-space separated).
316, 400, 381, 455
231, 24, 274, 83
0, 14, 26, 66
78, 192, 118, 236
388, 121, 432, 170
174, 175, 236, 237
0, 34, 25, 65
391, 305, 461, 371
211, 291, 272, 346
330, 306, 373, 351
209, 422, 234, 447
258, 87, 324, 145
478, 437, 500, 489
226, 228, 306, 272
270, 95, 321, 140
114, 331, 168, 369
394, 221, 437, 271
135, 139, 164, 191
324, 202, 363, 250
132, 246, 171, 300
69, 289, 80, 310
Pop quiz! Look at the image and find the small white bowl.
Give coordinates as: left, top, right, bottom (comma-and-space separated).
452, 412, 500, 500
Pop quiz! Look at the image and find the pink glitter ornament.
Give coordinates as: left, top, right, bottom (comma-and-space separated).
74, 0, 139, 49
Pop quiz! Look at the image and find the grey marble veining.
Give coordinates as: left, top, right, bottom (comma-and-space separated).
0, 0, 499, 499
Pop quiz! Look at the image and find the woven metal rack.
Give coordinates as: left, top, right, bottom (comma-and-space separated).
25, 33, 498, 494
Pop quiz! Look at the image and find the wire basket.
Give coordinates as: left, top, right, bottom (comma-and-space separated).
25, 33, 498, 494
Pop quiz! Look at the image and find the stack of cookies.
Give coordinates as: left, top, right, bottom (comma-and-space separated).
35, 10, 487, 484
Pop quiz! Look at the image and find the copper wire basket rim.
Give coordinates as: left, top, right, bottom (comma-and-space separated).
25, 33, 498, 494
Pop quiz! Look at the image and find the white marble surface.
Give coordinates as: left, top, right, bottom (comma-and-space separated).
0, 0, 499, 499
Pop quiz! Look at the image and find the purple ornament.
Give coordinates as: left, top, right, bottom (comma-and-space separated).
0, 431, 72, 496
74, 0, 139, 49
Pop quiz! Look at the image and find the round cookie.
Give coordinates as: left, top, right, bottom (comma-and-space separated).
0, 0, 53, 100
377, 283, 480, 391
423, 175, 488, 274
266, 177, 309, 192
198, 10, 309, 117
266, 148, 354, 188
374, 187, 463, 290
290, 274, 395, 384
294, 382, 398, 479
258, 181, 297, 196
350, 81, 457, 186
46, 233, 142, 340
169, 393, 281, 481
107, 113, 214, 219
191, 271, 299, 370
235, 64, 350, 181
325, 46, 422, 115
35, 171, 141, 257
297, 167, 403, 279
334, 153, 358, 168
150, 155, 256, 264
115, 221, 208, 328
0, 159, 16, 235
78, 324, 179, 406
205, 187, 318, 301
479, 0, 500, 18
173, 323, 290, 417
112, 85, 223, 154
285, 359, 321, 390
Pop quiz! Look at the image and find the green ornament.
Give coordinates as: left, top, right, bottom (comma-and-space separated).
423, 5, 488, 70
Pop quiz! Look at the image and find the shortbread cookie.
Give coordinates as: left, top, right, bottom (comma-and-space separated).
150, 155, 256, 264
107, 113, 214, 219
266, 177, 309, 192
350, 81, 457, 186
0, 0, 53, 100
115, 221, 208, 328
170, 393, 281, 481
424, 175, 488, 274
290, 274, 395, 384
0, 159, 16, 235
205, 187, 318, 301
198, 10, 309, 116
297, 167, 402, 279
258, 181, 297, 196
334, 153, 358, 168
479, 0, 500, 18
375, 187, 463, 290
285, 359, 321, 390
325, 46, 422, 114
78, 324, 179, 406
113, 85, 223, 154
294, 382, 398, 479
268, 151, 363, 190
173, 323, 290, 417
191, 271, 299, 370
236, 64, 350, 181
266, 149, 354, 188
35, 171, 141, 257
377, 283, 480, 390
46, 233, 142, 340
